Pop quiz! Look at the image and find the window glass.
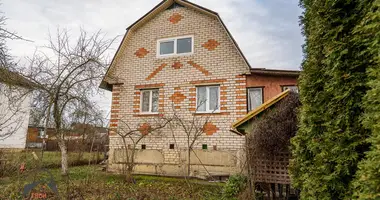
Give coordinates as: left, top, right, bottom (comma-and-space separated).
160, 41, 174, 55
248, 88, 263, 111
141, 91, 150, 112
197, 87, 207, 112
177, 37, 192, 54
196, 86, 220, 112
151, 90, 159, 112
283, 86, 299, 93
209, 87, 219, 111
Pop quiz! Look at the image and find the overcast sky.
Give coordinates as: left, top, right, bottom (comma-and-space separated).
2, 0, 304, 120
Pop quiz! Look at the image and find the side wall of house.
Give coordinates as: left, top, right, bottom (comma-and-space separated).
246, 74, 298, 102
106, 5, 249, 177
0, 86, 31, 149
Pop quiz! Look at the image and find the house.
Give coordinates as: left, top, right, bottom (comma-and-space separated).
100, 0, 299, 178
26, 124, 108, 152
0, 68, 34, 149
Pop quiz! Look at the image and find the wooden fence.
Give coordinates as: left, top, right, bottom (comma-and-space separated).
251, 152, 300, 199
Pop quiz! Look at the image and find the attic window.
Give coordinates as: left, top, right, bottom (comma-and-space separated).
157, 36, 193, 57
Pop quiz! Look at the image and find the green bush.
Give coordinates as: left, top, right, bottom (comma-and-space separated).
222, 174, 247, 199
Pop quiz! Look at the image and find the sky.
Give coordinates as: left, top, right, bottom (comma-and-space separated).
2, 0, 304, 119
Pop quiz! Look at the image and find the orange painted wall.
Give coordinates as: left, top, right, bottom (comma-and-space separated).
246, 74, 298, 102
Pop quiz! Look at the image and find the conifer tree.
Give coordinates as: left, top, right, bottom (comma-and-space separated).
352, 1, 380, 199
290, 0, 373, 199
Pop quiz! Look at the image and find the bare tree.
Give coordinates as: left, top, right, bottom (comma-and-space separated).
115, 116, 172, 183
168, 102, 218, 177
13, 28, 115, 175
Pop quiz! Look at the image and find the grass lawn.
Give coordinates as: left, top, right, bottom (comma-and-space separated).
0, 165, 225, 200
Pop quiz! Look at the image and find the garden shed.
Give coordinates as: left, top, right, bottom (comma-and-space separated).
231, 89, 300, 199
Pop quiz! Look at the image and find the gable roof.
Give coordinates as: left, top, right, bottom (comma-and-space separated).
231, 89, 291, 135
100, 0, 252, 91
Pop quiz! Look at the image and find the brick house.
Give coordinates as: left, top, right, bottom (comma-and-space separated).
100, 0, 299, 178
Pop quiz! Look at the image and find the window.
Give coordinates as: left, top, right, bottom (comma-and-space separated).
169, 144, 175, 149
196, 86, 220, 113
157, 36, 193, 57
247, 88, 263, 111
140, 89, 159, 113
282, 85, 299, 93
141, 144, 146, 149
202, 144, 208, 150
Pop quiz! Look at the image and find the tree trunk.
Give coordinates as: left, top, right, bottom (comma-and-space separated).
125, 166, 134, 183
58, 140, 69, 176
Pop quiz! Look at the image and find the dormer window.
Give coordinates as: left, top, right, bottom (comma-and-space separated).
157, 36, 193, 57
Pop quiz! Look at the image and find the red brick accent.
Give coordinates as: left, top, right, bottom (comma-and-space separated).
146, 63, 167, 80
235, 75, 245, 78
220, 86, 228, 90
220, 91, 227, 95
202, 39, 220, 51
169, 91, 186, 104
235, 79, 246, 83
236, 100, 247, 105
172, 62, 183, 69
168, 13, 183, 24
111, 115, 118, 118
189, 79, 227, 85
203, 122, 219, 135
110, 119, 118, 123
236, 106, 246, 110
187, 61, 210, 76
134, 48, 149, 58
138, 123, 151, 135
189, 88, 196, 92
236, 96, 246, 99
135, 83, 165, 89
236, 85, 245, 89
111, 110, 120, 113
236, 90, 245, 94
236, 112, 247, 115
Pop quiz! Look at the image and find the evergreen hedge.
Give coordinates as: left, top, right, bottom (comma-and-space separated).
290, 0, 376, 199
352, 1, 380, 199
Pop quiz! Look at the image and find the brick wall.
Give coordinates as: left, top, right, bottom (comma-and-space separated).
106, 5, 249, 175
246, 74, 298, 102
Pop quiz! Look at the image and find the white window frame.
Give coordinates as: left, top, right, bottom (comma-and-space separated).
157, 35, 194, 58
247, 87, 263, 111
195, 85, 220, 113
140, 89, 159, 114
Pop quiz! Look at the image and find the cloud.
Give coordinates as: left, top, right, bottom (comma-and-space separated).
1, 0, 303, 119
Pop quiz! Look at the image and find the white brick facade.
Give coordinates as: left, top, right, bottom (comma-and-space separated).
104, 3, 250, 177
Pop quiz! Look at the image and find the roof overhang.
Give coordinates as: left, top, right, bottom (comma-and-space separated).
250, 68, 301, 77
99, 0, 251, 91
230, 89, 291, 135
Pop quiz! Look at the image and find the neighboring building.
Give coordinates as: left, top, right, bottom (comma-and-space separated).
0, 68, 34, 149
246, 68, 299, 112
100, 0, 299, 178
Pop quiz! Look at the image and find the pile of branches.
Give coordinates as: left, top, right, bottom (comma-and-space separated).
247, 92, 300, 158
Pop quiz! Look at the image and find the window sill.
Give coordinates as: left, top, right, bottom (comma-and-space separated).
156, 53, 193, 59
192, 112, 230, 116
133, 113, 162, 117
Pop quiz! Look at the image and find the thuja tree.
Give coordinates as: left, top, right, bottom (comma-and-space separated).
351, 0, 380, 199
290, 0, 374, 199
